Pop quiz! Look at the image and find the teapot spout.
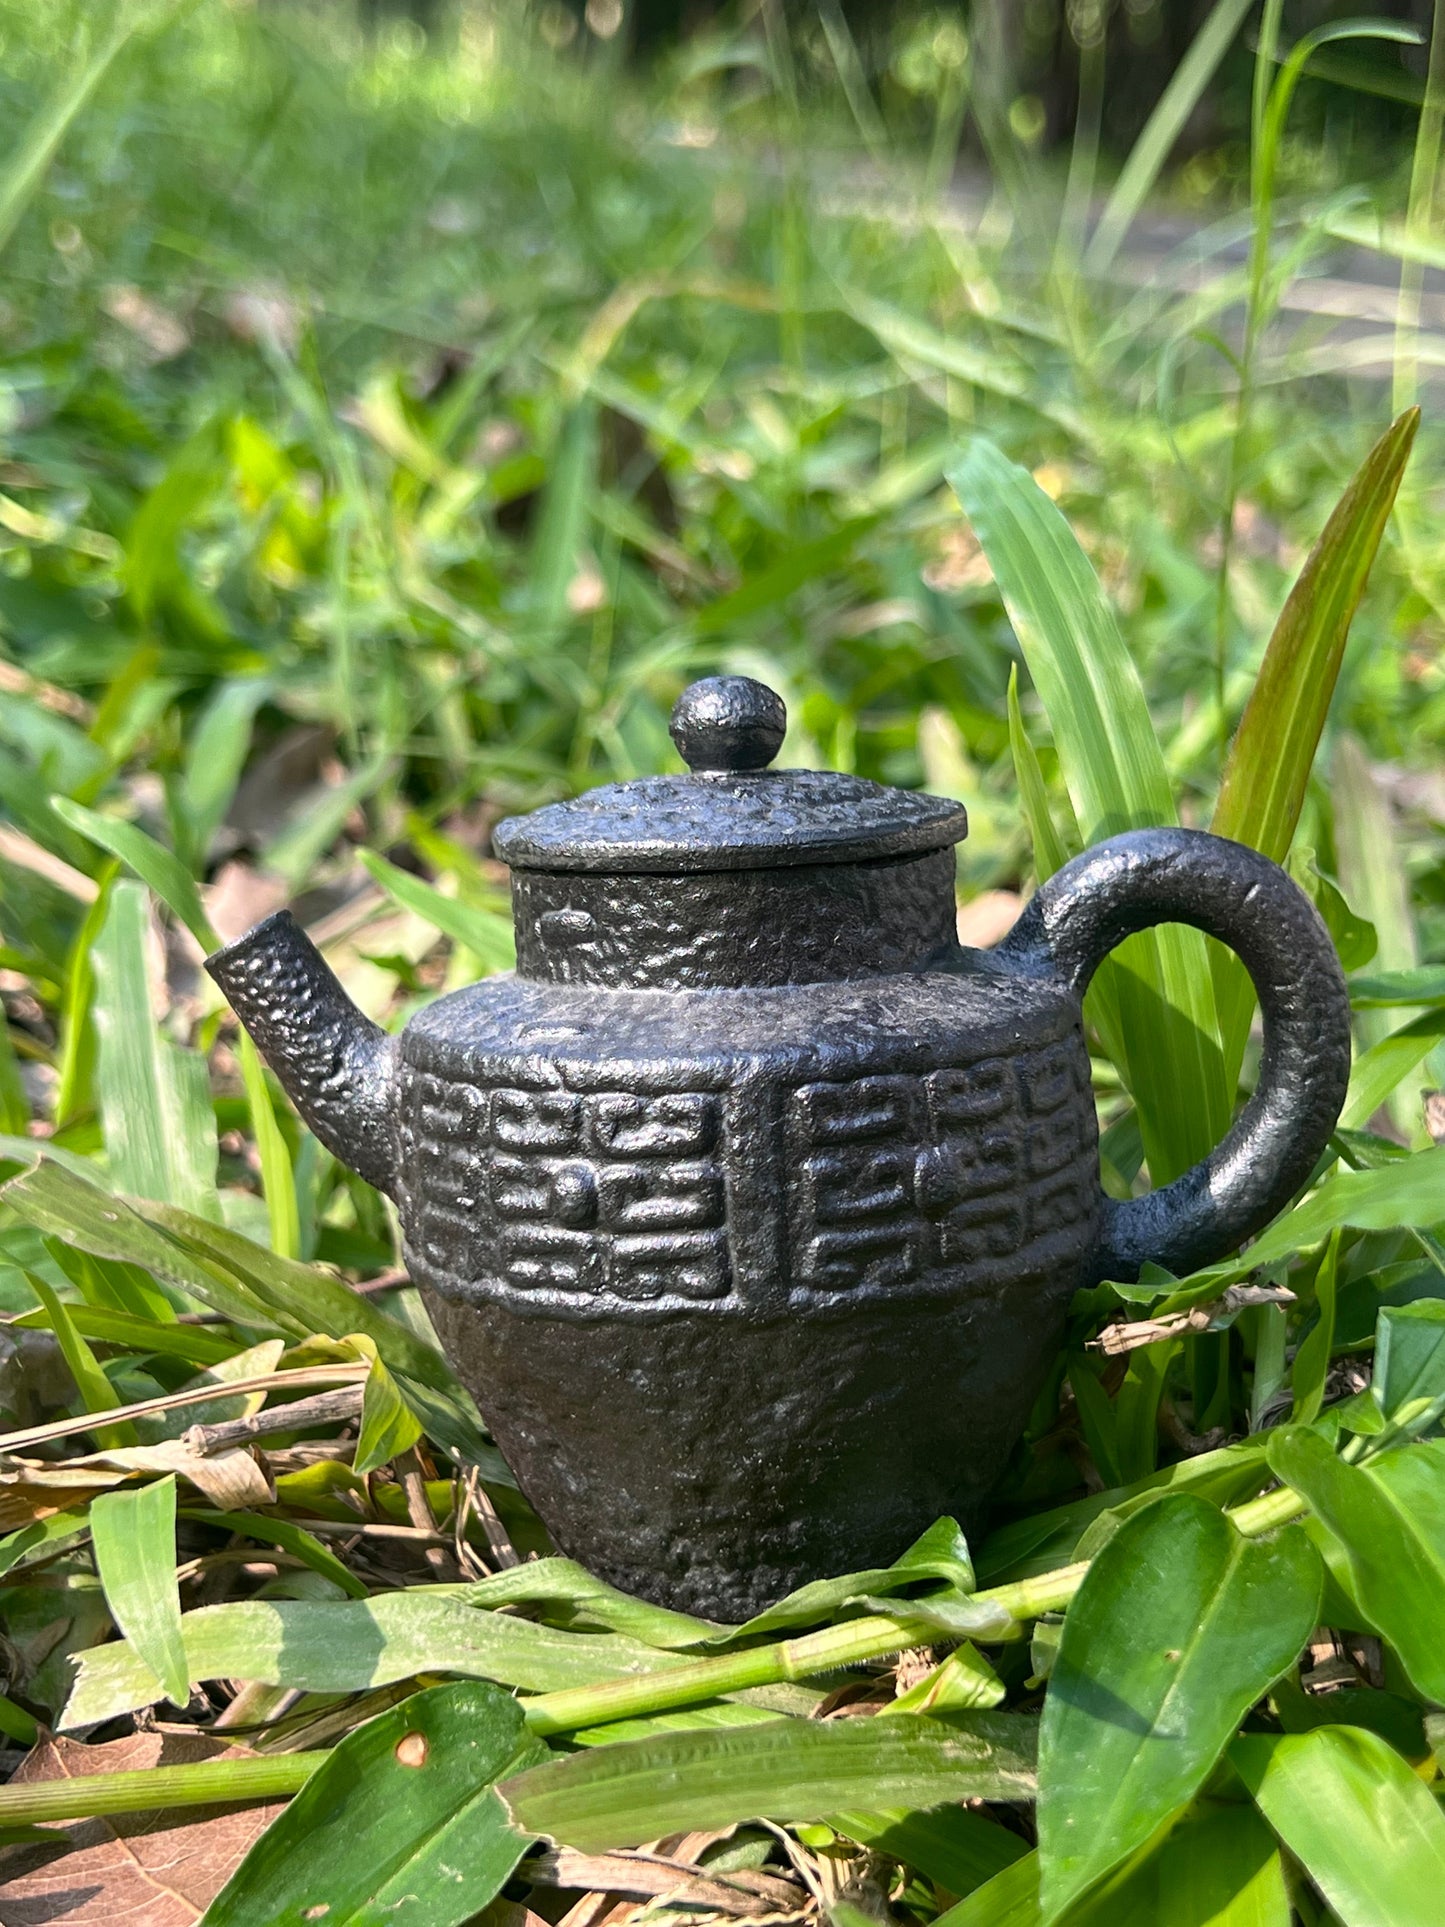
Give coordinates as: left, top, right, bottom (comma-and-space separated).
206, 911, 399, 1197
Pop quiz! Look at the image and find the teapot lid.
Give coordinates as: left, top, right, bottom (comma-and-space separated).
492, 676, 969, 876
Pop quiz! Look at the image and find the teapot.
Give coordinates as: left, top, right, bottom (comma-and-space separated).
207, 676, 1351, 1618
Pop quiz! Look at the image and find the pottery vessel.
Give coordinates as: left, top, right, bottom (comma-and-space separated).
208, 676, 1352, 1617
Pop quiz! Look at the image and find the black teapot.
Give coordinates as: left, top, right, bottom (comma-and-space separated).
208, 676, 1351, 1617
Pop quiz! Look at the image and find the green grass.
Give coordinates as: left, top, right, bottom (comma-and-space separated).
1, 5, 1445, 1925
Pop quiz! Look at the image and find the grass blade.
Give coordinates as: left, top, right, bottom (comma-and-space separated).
22, 1269, 135, 1449
236, 1033, 301, 1258
51, 796, 216, 949
90, 1474, 190, 1707
0, 10, 137, 262
1211, 410, 1417, 1083
1085, 0, 1256, 274
62, 1595, 689, 1729
1333, 732, 1431, 1134
498, 1714, 1037, 1853
1394, 0, 1445, 416
1006, 665, 1070, 884
359, 849, 515, 972
90, 879, 219, 1218
949, 438, 1228, 1182
55, 797, 304, 1250
182, 1508, 370, 1602
0, 1005, 26, 1136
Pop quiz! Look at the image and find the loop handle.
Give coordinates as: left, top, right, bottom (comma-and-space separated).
998, 828, 1351, 1283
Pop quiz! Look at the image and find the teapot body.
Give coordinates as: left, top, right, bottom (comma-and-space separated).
399, 961, 1097, 1618
208, 677, 1353, 1622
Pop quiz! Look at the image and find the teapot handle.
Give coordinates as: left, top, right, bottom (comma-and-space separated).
996, 827, 1352, 1284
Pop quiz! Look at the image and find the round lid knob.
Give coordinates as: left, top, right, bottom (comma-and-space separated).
669, 676, 786, 774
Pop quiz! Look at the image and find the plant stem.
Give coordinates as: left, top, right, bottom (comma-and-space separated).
524, 1485, 1305, 1737
522, 1607, 966, 1741
0, 1485, 1311, 1826
1228, 1482, 1308, 1536
0, 1752, 323, 1827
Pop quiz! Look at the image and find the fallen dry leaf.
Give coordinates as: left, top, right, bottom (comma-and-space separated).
0, 1731, 285, 1925
0, 1468, 122, 1531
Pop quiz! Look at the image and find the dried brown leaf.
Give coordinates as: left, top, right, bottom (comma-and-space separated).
0, 1467, 122, 1530
0, 1732, 285, 1925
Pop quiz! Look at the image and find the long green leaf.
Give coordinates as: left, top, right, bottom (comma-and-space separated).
1334, 732, 1429, 1134
90, 879, 219, 1217
63, 1594, 690, 1729
499, 1713, 1037, 1853
1267, 1428, 1445, 1702
454, 1558, 726, 1649
359, 847, 514, 972
949, 439, 1227, 1182
1351, 966, 1445, 1006
0, 8, 137, 261
2, 1157, 445, 1391
51, 796, 299, 1241
22, 1269, 135, 1449
1085, 0, 1257, 273
1341, 1007, 1445, 1130
235, 1032, 301, 1259
173, 675, 269, 873
1290, 1231, 1339, 1425
723, 1515, 976, 1642
1230, 1725, 1445, 1925
976, 1438, 1272, 1586
51, 796, 216, 949
90, 1474, 189, 1707
1006, 665, 1070, 884
1249, 1143, 1445, 1265
183, 1508, 369, 1601
10, 1301, 241, 1366
1211, 409, 1418, 1083
935, 1852, 1041, 1927
0, 1006, 26, 1136
1158, 1145, 1445, 1299
206, 1681, 545, 1927
529, 401, 597, 635
1036, 1493, 1320, 1923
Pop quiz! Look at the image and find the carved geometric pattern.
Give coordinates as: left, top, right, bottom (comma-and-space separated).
403, 1035, 1096, 1310
787, 1043, 1095, 1295
404, 1072, 729, 1303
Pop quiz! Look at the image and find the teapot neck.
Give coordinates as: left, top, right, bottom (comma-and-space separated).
510, 848, 961, 991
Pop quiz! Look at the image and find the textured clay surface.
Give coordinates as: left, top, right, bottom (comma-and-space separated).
511, 849, 961, 988
493, 766, 969, 873
424, 1282, 1072, 1620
